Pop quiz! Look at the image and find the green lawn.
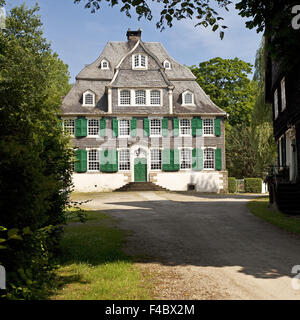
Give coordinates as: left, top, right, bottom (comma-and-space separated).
49, 211, 154, 300
247, 197, 300, 235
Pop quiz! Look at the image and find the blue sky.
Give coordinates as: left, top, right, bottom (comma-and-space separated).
7, 0, 262, 82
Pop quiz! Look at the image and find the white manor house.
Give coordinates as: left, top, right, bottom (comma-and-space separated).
60, 29, 228, 192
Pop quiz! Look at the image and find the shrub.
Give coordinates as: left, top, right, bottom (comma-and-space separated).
228, 177, 237, 193
244, 178, 262, 193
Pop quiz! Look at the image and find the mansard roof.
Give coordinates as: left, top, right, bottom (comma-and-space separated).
61, 33, 226, 116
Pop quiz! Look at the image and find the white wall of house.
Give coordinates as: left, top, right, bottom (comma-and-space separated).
72, 173, 128, 192
154, 171, 223, 192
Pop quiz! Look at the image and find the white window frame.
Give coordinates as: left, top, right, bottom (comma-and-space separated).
149, 118, 162, 137
274, 88, 279, 119
182, 90, 194, 106
135, 89, 146, 105
87, 118, 99, 137
101, 59, 109, 70
180, 148, 192, 170
118, 88, 162, 106
163, 60, 171, 70
203, 118, 214, 136
179, 119, 192, 136
118, 149, 131, 171
150, 148, 162, 171
83, 90, 96, 107
150, 90, 161, 106
119, 89, 131, 106
203, 147, 216, 170
132, 54, 148, 70
63, 118, 75, 136
281, 77, 286, 111
87, 149, 100, 172
118, 119, 131, 138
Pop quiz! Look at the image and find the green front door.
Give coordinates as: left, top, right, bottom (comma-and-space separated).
134, 158, 147, 182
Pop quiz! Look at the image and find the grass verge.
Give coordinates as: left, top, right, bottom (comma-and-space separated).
247, 197, 300, 235
49, 211, 154, 300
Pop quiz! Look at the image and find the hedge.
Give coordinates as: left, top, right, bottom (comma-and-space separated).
228, 177, 237, 193
244, 178, 262, 193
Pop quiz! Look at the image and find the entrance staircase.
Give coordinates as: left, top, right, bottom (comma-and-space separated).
115, 182, 169, 192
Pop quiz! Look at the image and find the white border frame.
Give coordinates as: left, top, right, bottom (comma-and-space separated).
83, 90, 96, 107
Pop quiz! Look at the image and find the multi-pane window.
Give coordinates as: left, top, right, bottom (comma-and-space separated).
141, 55, 146, 67
164, 60, 171, 69
64, 119, 75, 135
88, 119, 99, 136
120, 90, 131, 105
179, 119, 191, 135
180, 148, 192, 169
151, 149, 162, 170
203, 119, 214, 135
150, 119, 162, 136
119, 149, 130, 171
133, 54, 147, 69
204, 148, 215, 169
84, 93, 94, 106
135, 90, 146, 105
150, 90, 161, 105
119, 119, 130, 137
274, 89, 278, 119
184, 92, 193, 105
101, 60, 109, 69
88, 149, 99, 171
281, 77, 286, 110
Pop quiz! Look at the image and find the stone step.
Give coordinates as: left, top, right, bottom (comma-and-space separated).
115, 182, 169, 192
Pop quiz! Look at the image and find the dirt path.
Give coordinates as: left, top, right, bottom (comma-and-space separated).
72, 191, 300, 300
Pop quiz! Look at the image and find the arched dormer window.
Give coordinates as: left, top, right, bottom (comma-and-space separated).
83, 90, 95, 107
163, 60, 171, 70
101, 59, 109, 69
182, 90, 194, 106
132, 54, 147, 69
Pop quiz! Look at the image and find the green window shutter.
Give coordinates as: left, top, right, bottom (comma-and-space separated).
144, 118, 149, 137
162, 117, 169, 137
162, 149, 171, 171
214, 118, 221, 137
100, 118, 106, 137
173, 118, 179, 137
131, 118, 137, 137
75, 149, 87, 172
112, 118, 118, 137
192, 117, 202, 137
173, 149, 180, 171
100, 149, 118, 172
75, 117, 87, 137
192, 148, 203, 171
162, 149, 179, 171
215, 148, 222, 171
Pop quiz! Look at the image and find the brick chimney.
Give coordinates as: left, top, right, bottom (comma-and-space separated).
126, 28, 142, 43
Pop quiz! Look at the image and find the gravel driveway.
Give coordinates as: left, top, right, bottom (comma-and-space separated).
72, 191, 300, 300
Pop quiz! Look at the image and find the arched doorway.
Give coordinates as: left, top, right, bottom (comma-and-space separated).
132, 146, 147, 182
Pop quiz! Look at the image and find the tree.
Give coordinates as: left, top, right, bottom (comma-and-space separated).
0, 4, 73, 299
190, 57, 256, 127
73, 0, 231, 38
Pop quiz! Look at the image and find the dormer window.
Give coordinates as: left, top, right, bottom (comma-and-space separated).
163, 60, 171, 70
182, 91, 194, 106
101, 59, 109, 69
83, 90, 95, 107
132, 54, 147, 69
